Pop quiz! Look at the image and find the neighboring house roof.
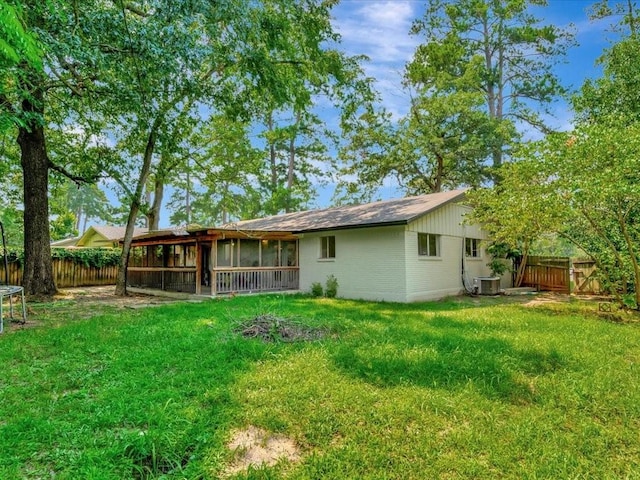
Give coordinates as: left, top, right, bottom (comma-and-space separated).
222, 189, 468, 233
125, 226, 192, 243
75, 225, 149, 247
51, 236, 81, 247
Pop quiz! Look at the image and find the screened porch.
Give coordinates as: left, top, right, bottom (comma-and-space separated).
213, 238, 298, 294
126, 228, 299, 296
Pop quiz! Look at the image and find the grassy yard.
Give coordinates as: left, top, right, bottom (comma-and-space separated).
0, 293, 638, 479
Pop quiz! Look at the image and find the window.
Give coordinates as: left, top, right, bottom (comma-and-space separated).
261, 240, 279, 267
239, 239, 260, 267
320, 236, 335, 259
185, 245, 196, 266
216, 239, 234, 267
418, 233, 439, 257
281, 240, 298, 266
465, 238, 481, 258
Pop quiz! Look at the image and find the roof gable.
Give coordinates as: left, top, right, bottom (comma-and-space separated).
223, 189, 467, 233
76, 226, 149, 246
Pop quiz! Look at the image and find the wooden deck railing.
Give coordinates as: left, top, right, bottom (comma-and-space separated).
213, 267, 299, 294
127, 267, 197, 293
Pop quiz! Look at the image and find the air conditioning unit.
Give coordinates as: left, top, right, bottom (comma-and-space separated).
474, 277, 501, 295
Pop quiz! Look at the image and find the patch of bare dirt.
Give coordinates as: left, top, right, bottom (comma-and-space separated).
1, 286, 178, 333
225, 425, 300, 476
55, 285, 178, 308
522, 293, 571, 307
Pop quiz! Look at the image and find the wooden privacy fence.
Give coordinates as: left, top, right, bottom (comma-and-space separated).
514, 256, 571, 293
0, 259, 118, 288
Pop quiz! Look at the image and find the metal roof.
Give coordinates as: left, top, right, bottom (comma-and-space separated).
221, 189, 467, 233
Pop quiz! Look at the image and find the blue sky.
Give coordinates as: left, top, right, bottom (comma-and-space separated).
149, 1, 616, 228
330, 0, 615, 128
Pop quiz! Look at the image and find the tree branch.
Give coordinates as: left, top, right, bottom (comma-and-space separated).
118, 2, 150, 17
48, 160, 95, 185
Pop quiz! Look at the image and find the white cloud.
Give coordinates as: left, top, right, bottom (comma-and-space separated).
61, 124, 115, 149
334, 1, 418, 63
332, 1, 420, 118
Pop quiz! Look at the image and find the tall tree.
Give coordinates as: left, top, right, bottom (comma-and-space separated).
260, 109, 331, 214
338, 0, 569, 200
409, 0, 573, 170
1, 1, 119, 295
338, 88, 503, 197
167, 114, 263, 226
0, 133, 23, 247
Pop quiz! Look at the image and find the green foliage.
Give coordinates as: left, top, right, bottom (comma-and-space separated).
530, 233, 580, 257
409, 0, 574, 168
325, 274, 338, 298
338, 90, 503, 196
168, 115, 264, 225
0, 207, 23, 248
49, 212, 77, 241
466, 156, 567, 256
0, 1, 41, 131
51, 247, 121, 268
1, 247, 121, 268
485, 243, 513, 277
338, 0, 573, 199
0, 295, 639, 478
310, 281, 323, 297
470, 32, 640, 308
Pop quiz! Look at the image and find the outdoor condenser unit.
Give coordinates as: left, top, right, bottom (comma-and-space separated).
474, 277, 501, 295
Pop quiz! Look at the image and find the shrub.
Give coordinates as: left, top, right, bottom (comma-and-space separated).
325, 275, 338, 298
52, 248, 121, 268
310, 282, 323, 297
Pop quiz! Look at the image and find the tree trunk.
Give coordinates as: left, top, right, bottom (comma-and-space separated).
18, 92, 57, 297
115, 127, 158, 295
185, 165, 191, 225
286, 129, 295, 213
434, 150, 444, 193
617, 208, 640, 308
147, 176, 164, 231
268, 114, 278, 191
514, 248, 528, 288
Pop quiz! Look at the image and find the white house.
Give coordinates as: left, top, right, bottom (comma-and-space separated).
225, 189, 493, 302
126, 189, 497, 302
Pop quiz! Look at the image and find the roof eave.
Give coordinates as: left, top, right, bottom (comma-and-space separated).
404, 190, 467, 224
292, 220, 408, 234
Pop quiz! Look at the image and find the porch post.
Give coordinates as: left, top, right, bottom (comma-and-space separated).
195, 241, 202, 295
211, 240, 216, 296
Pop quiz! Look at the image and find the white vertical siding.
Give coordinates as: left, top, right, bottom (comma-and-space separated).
299, 226, 407, 302
410, 203, 485, 238
405, 202, 494, 302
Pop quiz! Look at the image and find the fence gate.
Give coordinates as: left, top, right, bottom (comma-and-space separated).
572, 259, 600, 294
513, 256, 571, 294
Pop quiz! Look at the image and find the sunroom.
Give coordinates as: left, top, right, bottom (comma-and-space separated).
126, 228, 299, 296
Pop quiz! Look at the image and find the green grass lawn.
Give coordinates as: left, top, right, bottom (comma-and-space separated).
0, 294, 638, 479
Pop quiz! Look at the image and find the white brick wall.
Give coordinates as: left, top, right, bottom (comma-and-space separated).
299, 226, 407, 302
297, 202, 496, 302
